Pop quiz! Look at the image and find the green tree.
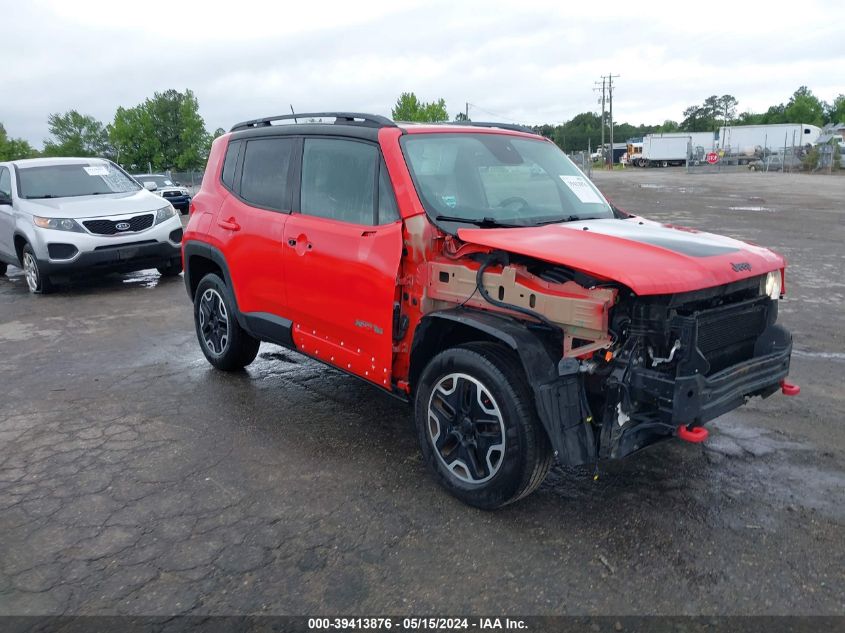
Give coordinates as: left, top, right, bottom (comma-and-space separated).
718, 95, 738, 126
0, 123, 37, 160
109, 89, 210, 171
658, 120, 680, 132
454, 112, 470, 121
43, 110, 110, 157
783, 86, 824, 125
826, 94, 845, 124
681, 95, 722, 131
391, 92, 449, 122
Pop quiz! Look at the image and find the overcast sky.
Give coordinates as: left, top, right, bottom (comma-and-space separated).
4, 0, 844, 147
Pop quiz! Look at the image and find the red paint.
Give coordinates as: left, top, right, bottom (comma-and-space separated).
457, 220, 785, 295
184, 124, 791, 395
677, 425, 709, 443
780, 380, 800, 396
706, 152, 719, 165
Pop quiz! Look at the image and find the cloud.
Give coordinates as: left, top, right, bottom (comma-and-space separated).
5, 0, 844, 147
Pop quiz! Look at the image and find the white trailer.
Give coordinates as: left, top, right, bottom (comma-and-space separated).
718, 124, 822, 160
638, 134, 695, 167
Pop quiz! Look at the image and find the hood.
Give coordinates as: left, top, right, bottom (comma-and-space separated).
18, 190, 166, 219
457, 217, 784, 295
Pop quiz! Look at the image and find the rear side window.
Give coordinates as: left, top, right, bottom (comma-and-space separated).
221, 140, 241, 191
301, 139, 377, 225
0, 167, 11, 198
378, 161, 399, 224
239, 138, 294, 211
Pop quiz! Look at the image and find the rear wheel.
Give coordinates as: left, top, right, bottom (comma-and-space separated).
414, 342, 552, 509
21, 244, 53, 294
193, 273, 260, 371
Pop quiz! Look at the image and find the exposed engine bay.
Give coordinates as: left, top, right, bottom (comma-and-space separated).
423, 249, 793, 465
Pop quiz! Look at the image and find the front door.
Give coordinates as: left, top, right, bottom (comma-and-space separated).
284, 138, 402, 388
0, 167, 15, 259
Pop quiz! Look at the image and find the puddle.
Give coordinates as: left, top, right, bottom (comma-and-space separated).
728, 206, 775, 212
792, 349, 845, 362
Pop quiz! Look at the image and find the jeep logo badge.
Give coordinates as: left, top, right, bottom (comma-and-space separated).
731, 262, 752, 272
115, 222, 131, 231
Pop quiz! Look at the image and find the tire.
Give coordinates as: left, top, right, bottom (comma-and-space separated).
414, 342, 552, 509
21, 244, 54, 294
193, 273, 260, 371
157, 257, 183, 277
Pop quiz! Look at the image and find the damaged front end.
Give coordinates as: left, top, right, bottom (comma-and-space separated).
420, 250, 794, 467
593, 275, 793, 461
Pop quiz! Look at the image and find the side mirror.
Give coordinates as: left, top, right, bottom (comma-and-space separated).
0, 192, 12, 206
174, 182, 182, 187
143, 181, 158, 192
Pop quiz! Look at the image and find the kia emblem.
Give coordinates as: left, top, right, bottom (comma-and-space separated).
115, 222, 131, 231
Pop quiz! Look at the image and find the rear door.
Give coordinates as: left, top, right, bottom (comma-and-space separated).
283, 137, 403, 388
217, 136, 295, 319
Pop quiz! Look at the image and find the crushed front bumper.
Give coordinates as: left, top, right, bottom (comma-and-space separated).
604, 321, 792, 460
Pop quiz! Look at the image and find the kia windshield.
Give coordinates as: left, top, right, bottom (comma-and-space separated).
400, 133, 614, 228
18, 163, 141, 199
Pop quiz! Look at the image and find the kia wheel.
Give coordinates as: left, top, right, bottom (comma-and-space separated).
21, 244, 53, 294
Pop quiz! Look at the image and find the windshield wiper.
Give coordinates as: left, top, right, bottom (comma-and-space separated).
434, 215, 522, 228
533, 215, 606, 225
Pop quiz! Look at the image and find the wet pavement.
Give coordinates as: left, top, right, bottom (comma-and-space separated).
1, 170, 844, 616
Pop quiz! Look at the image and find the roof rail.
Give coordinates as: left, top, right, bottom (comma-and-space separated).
444, 121, 536, 134
230, 112, 396, 132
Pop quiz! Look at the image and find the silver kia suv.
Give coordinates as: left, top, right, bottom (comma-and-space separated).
0, 157, 184, 293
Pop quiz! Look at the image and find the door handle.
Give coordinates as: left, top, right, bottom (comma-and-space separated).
217, 217, 240, 231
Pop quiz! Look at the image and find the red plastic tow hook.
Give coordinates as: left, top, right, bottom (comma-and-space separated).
677, 424, 709, 443
780, 380, 800, 396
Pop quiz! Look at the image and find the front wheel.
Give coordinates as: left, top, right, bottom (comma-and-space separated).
21, 244, 53, 294
157, 258, 183, 277
414, 342, 552, 509
193, 273, 260, 371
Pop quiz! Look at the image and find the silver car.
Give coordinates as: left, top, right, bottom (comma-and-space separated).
0, 157, 183, 294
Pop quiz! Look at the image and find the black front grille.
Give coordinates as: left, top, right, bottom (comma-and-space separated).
83, 214, 154, 235
696, 302, 767, 373
162, 190, 181, 198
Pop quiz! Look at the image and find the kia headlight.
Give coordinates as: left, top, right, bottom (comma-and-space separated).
33, 216, 84, 232
155, 205, 177, 224
764, 270, 782, 300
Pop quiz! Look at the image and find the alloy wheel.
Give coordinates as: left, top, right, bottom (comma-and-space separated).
198, 288, 229, 355
427, 372, 506, 484
22, 252, 39, 293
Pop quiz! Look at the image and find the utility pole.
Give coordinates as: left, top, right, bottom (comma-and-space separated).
594, 78, 606, 164
601, 73, 620, 169
465, 102, 469, 120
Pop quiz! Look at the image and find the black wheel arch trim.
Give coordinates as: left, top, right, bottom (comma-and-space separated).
184, 241, 295, 350
411, 308, 597, 466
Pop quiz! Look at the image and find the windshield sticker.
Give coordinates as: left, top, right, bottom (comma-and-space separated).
559, 175, 603, 204
83, 165, 109, 176
441, 195, 457, 209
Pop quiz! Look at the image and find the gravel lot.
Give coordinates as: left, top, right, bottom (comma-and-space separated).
1, 169, 843, 616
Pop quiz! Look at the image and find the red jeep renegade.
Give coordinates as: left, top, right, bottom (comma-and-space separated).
183, 113, 797, 508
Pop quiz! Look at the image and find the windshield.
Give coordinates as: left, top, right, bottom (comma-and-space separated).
400, 133, 614, 227
135, 175, 175, 188
19, 163, 141, 199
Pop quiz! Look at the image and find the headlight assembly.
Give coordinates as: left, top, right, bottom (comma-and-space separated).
33, 216, 85, 232
155, 205, 177, 224
764, 270, 782, 300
